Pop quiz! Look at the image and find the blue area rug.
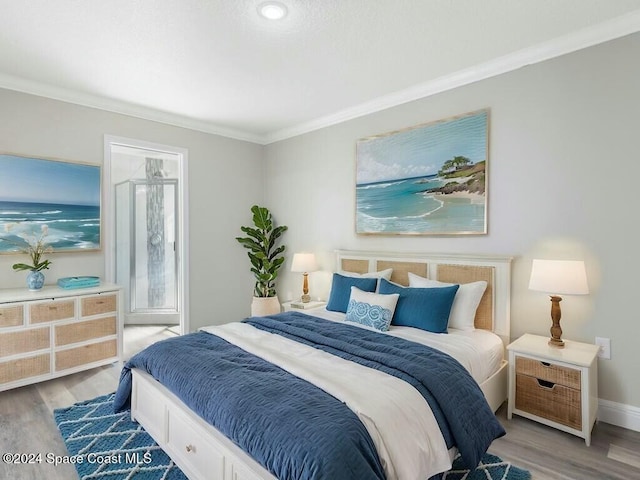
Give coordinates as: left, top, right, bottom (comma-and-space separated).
55, 393, 531, 480
440, 453, 531, 480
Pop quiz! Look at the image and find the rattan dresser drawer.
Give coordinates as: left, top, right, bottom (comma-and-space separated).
0, 327, 50, 358
0, 353, 50, 384
515, 373, 581, 430
30, 300, 75, 323
55, 339, 117, 371
81, 294, 117, 317
0, 305, 23, 328
515, 356, 581, 390
55, 317, 117, 346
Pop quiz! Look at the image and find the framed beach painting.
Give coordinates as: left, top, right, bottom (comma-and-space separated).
0, 154, 101, 253
356, 109, 489, 235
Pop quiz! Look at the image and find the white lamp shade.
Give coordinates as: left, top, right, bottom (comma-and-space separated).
291, 253, 318, 273
529, 259, 589, 295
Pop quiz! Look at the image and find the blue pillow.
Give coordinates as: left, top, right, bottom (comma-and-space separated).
326, 273, 378, 313
378, 278, 459, 333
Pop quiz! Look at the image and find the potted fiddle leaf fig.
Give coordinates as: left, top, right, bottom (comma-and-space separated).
235, 205, 288, 316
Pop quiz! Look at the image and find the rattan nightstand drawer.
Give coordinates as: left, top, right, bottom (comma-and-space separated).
515, 373, 581, 429
0, 305, 23, 328
81, 294, 117, 317
515, 356, 581, 390
30, 300, 75, 323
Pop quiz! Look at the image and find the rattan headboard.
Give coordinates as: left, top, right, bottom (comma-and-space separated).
336, 250, 512, 342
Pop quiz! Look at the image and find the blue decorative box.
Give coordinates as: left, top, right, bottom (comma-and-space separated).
57, 276, 100, 289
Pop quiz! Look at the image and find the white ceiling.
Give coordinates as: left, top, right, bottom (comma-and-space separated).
2, 1, 640, 145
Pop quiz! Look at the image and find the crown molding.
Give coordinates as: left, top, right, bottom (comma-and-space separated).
264, 9, 640, 144
1, 9, 640, 146
0, 72, 264, 144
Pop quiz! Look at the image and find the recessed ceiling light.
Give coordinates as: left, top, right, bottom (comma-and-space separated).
258, 2, 288, 20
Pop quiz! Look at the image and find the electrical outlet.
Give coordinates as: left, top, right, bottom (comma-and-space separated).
595, 337, 611, 359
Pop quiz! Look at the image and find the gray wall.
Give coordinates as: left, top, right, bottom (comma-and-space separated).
265, 33, 640, 410
0, 89, 264, 330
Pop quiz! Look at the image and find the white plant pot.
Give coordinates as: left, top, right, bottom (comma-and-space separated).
251, 296, 281, 317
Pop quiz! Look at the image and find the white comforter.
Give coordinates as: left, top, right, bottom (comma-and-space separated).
308, 306, 504, 384
200, 322, 453, 480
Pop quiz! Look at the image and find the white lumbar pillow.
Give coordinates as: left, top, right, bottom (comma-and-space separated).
407, 272, 487, 331
339, 268, 393, 292
339, 268, 393, 280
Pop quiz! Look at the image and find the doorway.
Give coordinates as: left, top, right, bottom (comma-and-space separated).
104, 136, 189, 334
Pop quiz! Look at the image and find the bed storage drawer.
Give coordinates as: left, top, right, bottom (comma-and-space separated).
515, 373, 581, 429
167, 407, 225, 480
0, 305, 23, 328
515, 356, 581, 389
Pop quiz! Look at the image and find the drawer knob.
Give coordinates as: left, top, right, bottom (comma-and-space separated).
541, 361, 551, 367
185, 444, 195, 453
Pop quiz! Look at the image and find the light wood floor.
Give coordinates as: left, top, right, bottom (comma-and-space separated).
1, 326, 639, 480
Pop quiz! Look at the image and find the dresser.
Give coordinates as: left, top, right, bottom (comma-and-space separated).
0, 284, 122, 392
507, 333, 599, 445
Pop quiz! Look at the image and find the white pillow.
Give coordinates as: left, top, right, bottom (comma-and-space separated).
407, 272, 487, 331
339, 268, 393, 280
345, 287, 399, 332
339, 268, 393, 292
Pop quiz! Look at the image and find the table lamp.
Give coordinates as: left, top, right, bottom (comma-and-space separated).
528, 259, 589, 348
291, 253, 318, 303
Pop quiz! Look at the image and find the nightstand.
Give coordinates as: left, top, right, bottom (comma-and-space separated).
507, 333, 599, 445
281, 300, 326, 312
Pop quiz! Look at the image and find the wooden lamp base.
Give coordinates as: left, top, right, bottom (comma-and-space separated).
300, 273, 310, 303
548, 295, 565, 348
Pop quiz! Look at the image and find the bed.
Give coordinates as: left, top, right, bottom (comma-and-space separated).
115, 250, 513, 480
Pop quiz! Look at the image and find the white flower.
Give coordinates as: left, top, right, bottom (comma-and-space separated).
0, 224, 53, 272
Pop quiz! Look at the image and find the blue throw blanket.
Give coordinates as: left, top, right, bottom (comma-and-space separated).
246, 313, 505, 470
114, 312, 504, 478
114, 326, 385, 479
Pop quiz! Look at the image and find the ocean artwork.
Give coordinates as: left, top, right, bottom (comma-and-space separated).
0, 154, 101, 253
356, 109, 488, 235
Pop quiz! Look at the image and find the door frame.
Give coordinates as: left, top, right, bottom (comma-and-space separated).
103, 135, 190, 334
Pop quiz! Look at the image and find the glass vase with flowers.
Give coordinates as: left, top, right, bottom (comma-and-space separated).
1, 224, 53, 290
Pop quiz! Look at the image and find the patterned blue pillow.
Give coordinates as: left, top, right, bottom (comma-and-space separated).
345, 287, 399, 332
326, 273, 378, 313
378, 278, 459, 333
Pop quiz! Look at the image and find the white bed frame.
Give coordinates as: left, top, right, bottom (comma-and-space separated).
131, 250, 513, 480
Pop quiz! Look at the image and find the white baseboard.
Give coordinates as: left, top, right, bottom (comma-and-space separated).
598, 398, 640, 432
